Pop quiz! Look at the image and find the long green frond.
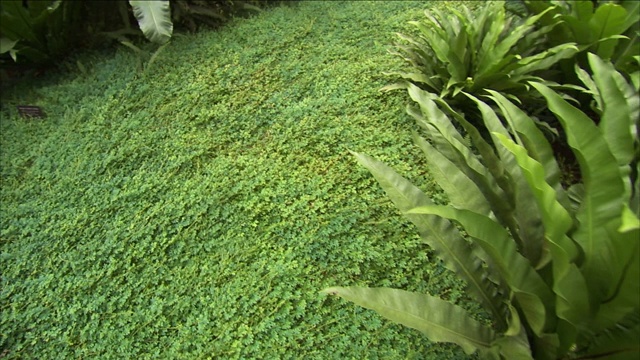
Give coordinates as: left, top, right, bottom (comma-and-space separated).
352, 151, 507, 328
321, 286, 496, 355
531, 82, 627, 305
407, 205, 555, 335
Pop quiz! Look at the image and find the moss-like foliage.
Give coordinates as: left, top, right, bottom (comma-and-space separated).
0, 2, 483, 358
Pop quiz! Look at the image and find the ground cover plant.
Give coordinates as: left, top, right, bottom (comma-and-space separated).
1, 1, 488, 359
324, 53, 640, 359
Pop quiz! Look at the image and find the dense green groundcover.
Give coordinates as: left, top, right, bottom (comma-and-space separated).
1, 1, 486, 358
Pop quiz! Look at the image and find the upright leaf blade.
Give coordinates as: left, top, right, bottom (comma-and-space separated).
589, 4, 627, 59
407, 205, 555, 335
588, 53, 635, 170
465, 93, 545, 265
413, 134, 492, 216
531, 81, 627, 304
351, 151, 507, 327
321, 286, 496, 355
496, 133, 590, 337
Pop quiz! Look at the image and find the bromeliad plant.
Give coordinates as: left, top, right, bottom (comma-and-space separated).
323, 53, 640, 359
382, 1, 579, 109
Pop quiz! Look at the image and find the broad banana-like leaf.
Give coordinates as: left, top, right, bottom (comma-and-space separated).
129, 0, 173, 44
510, 43, 579, 76
477, 6, 553, 75
409, 19, 450, 68
382, 71, 439, 91
490, 313, 534, 360
531, 82, 627, 305
407, 205, 554, 335
0, 37, 18, 53
431, 96, 524, 247
574, 63, 603, 110
321, 286, 496, 355
476, 2, 507, 75
496, 133, 590, 334
351, 151, 508, 328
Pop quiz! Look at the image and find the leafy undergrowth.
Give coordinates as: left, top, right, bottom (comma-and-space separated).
0, 1, 485, 358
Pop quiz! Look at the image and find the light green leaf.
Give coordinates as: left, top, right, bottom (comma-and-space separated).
589, 4, 628, 59
486, 90, 569, 210
493, 133, 576, 259
465, 92, 545, 265
129, 0, 173, 44
478, 5, 553, 75
531, 81, 626, 304
0, 37, 18, 53
586, 312, 640, 360
619, 204, 640, 233
321, 286, 496, 354
407, 205, 554, 335
407, 85, 511, 228
495, 133, 590, 331
575, 63, 603, 111
412, 134, 491, 216
510, 43, 579, 76
592, 226, 639, 332
351, 151, 507, 328
588, 53, 635, 170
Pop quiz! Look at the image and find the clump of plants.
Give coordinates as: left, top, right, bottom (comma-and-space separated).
381, 1, 579, 112
323, 54, 639, 360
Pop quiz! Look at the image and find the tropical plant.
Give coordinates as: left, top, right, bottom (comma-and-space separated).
171, 0, 263, 32
128, 1, 173, 44
510, 0, 640, 83
382, 1, 580, 110
0, 0, 82, 64
323, 53, 640, 359
109, 0, 269, 45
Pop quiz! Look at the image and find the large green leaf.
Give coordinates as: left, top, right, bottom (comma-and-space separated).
407, 205, 555, 335
407, 86, 514, 232
351, 151, 507, 327
584, 312, 640, 360
486, 90, 569, 211
509, 43, 579, 76
495, 133, 589, 334
592, 226, 640, 332
413, 134, 491, 216
129, 0, 173, 44
477, 5, 553, 76
321, 286, 496, 355
588, 53, 636, 171
0, 0, 43, 45
465, 93, 546, 266
531, 82, 627, 305
589, 4, 628, 59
